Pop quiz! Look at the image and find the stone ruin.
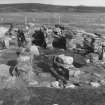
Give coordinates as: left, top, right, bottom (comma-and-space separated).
0, 25, 105, 89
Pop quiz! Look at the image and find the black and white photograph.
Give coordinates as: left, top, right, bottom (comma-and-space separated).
0, 0, 105, 105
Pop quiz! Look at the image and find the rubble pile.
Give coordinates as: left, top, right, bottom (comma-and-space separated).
51, 53, 105, 88
44, 25, 105, 88
0, 24, 105, 89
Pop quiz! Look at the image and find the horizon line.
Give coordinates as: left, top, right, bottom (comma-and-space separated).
0, 2, 105, 7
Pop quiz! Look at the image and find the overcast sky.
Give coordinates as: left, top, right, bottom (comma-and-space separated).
0, 0, 105, 6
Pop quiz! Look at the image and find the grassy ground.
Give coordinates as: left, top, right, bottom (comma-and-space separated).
1, 87, 105, 105
0, 12, 105, 34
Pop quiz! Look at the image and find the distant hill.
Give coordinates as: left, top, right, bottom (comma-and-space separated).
0, 3, 105, 13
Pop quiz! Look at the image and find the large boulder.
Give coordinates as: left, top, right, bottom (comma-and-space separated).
66, 35, 84, 50
17, 62, 36, 85
73, 54, 87, 68
53, 54, 74, 70
0, 27, 9, 38
30, 45, 40, 56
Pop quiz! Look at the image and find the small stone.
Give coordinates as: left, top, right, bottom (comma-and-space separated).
65, 83, 76, 88
51, 81, 60, 88
86, 59, 90, 63
28, 81, 39, 86
39, 81, 51, 87
90, 82, 101, 88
